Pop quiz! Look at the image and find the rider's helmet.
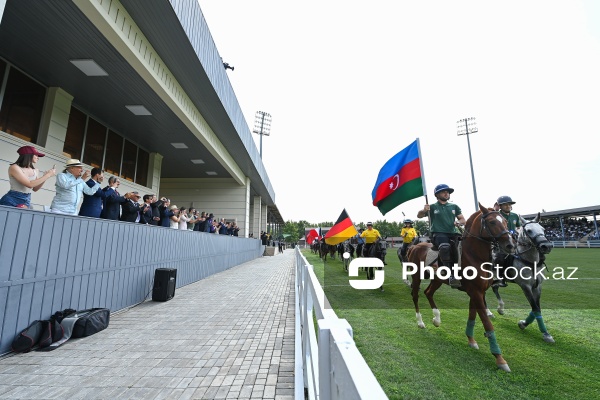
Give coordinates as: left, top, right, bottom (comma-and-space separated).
434, 184, 454, 196
403, 219, 413, 225
497, 195, 516, 205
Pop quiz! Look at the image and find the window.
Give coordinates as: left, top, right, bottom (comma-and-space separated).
82, 117, 106, 168
121, 139, 137, 182
135, 148, 149, 186
104, 130, 123, 176
0, 66, 46, 142
63, 105, 151, 186
63, 107, 86, 159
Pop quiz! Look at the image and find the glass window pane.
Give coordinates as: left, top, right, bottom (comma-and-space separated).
135, 148, 149, 187
0, 67, 46, 142
121, 139, 137, 182
82, 117, 106, 168
63, 107, 86, 159
104, 130, 123, 176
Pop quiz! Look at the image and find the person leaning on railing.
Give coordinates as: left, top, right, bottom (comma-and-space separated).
0, 146, 56, 209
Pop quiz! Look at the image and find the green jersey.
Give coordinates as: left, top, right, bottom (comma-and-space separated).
500, 210, 521, 232
429, 202, 462, 234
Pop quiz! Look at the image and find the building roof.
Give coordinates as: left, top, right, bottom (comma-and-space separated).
521, 205, 600, 220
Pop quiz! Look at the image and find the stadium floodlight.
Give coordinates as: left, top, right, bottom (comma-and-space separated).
253, 111, 272, 159
457, 117, 479, 213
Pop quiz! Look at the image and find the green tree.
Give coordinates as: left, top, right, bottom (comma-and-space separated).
283, 221, 301, 244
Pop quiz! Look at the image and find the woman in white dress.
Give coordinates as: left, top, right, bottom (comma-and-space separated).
169, 205, 180, 229
178, 207, 191, 230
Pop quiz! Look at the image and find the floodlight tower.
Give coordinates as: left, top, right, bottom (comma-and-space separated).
457, 117, 479, 212
253, 111, 272, 159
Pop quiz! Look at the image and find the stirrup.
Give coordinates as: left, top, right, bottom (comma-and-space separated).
449, 276, 461, 288
492, 279, 507, 288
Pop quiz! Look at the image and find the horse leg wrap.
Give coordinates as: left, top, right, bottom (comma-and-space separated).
524, 311, 536, 326
465, 319, 476, 337
534, 311, 548, 333
484, 330, 502, 355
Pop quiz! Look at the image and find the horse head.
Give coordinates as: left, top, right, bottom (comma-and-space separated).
519, 213, 553, 254
473, 203, 516, 254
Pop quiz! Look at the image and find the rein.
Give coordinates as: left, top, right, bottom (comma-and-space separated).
463, 211, 510, 245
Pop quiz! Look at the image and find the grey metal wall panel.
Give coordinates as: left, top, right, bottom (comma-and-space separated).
0, 206, 262, 355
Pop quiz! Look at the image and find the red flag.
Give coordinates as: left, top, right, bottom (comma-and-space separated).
306, 228, 321, 244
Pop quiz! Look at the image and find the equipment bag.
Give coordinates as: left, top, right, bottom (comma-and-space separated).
70, 308, 110, 338
11, 320, 44, 353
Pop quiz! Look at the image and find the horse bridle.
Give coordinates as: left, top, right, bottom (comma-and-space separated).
518, 220, 550, 253
463, 210, 511, 245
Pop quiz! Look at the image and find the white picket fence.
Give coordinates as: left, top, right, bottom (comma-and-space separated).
294, 248, 387, 400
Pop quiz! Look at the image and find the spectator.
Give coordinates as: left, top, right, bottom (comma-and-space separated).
120, 192, 144, 223
139, 194, 155, 224
159, 198, 173, 227
205, 213, 215, 233
0, 146, 55, 208
232, 223, 240, 237
218, 218, 228, 235
78, 168, 108, 218
169, 205, 180, 229
100, 177, 127, 220
50, 159, 100, 215
149, 195, 161, 225
178, 207, 191, 230
187, 208, 197, 230
194, 211, 206, 232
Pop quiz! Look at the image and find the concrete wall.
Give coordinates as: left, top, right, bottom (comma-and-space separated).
160, 177, 249, 236
0, 205, 263, 355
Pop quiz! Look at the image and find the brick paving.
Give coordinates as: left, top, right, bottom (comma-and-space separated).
0, 250, 297, 400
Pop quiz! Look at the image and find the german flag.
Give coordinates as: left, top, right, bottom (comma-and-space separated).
325, 209, 358, 245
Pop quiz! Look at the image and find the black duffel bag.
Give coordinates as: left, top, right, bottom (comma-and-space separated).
68, 308, 110, 338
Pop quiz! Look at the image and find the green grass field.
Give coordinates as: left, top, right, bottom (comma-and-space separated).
302, 247, 600, 400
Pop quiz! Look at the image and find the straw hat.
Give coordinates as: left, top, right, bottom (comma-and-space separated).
169, 205, 179, 210
65, 159, 84, 167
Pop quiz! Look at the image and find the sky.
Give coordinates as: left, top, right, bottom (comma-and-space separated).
198, 0, 600, 225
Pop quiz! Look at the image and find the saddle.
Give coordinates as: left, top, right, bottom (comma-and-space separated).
425, 242, 463, 267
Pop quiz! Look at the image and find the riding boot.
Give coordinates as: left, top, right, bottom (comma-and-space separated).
491, 252, 507, 287
439, 243, 460, 288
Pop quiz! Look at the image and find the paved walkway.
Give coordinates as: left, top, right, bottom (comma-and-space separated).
0, 250, 297, 400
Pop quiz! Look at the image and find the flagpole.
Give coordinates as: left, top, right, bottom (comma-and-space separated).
416, 138, 432, 235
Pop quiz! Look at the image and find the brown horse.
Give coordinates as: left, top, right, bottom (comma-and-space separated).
405, 203, 516, 371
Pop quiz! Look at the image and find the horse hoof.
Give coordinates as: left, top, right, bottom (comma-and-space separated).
403, 279, 411, 287
486, 310, 494, 318
518, 320, 527, 330
432, 319, 441, 327
543, 333, 555, 343
418, 322, 426, 329
497, 363, 511, 372
468, 342, 479, 350
497, 308, 505, 316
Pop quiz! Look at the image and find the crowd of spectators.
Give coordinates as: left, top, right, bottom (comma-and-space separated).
540, 217, 599, 241
0, 150, 241, 235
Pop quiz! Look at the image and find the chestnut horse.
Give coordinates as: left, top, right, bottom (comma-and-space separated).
405, 203, 516, 371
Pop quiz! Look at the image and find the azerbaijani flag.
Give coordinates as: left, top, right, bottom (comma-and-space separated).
372, 138, 427, 215
325, 209, 359, 245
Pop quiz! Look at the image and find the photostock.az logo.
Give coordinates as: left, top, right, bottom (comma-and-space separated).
346, 253, 384, 290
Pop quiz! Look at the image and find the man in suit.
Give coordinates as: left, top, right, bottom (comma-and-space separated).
121, 192, 144, 223
79, 168, 108, 218
139, 194, 155, 225
100, 176, 128, 220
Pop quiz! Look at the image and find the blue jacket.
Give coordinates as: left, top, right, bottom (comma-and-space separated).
79, 179, 109, 218
100, 187, 127, 220
51, 172, 100, 215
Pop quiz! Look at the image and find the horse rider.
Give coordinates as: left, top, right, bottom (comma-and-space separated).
492, 195, 522, 287
355, 228, 366, 257
417, 184, 466, 288
400, 219, 418, 261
